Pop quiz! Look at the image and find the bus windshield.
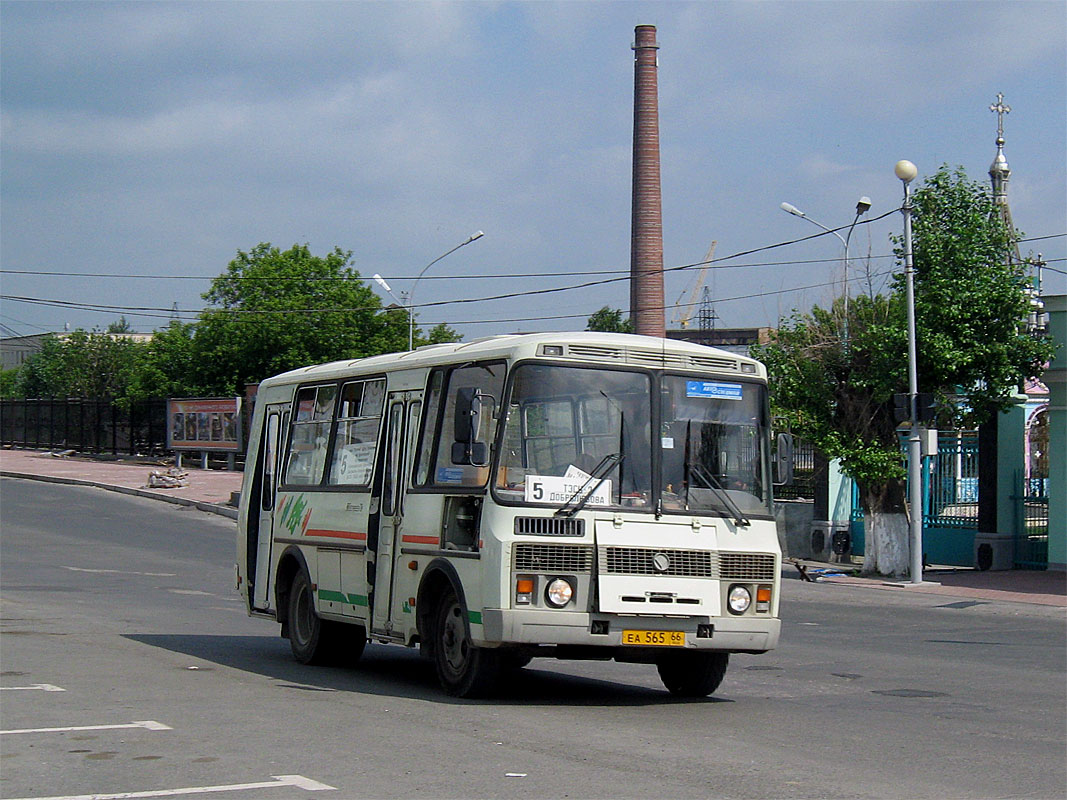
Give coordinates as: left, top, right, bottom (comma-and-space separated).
494, 364, 772, 519
495, 364, 652, 510
659, 374, 770, 520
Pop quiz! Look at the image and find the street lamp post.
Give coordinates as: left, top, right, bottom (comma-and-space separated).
895, 158, 923, 585
407, 231, 484, 351
374, 231, 485, 352
780, 198, 871, 314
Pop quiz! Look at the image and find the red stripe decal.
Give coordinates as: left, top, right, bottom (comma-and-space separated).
304, 529, 368, 541
401, 535, 440, 545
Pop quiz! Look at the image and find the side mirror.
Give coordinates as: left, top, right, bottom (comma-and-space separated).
774, 432, 794, 486
452, 387, 492, 467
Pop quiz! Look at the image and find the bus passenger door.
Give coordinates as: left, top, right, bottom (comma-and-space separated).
370, 392, 417, 634
252, 405, 286, 611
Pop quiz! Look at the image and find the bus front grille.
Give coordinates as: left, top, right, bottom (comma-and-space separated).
513, 543, 594, 574
514, 517, 586, 537
719, 552, 777, 581
598, 548, 777, 581
600, 547, 716, 578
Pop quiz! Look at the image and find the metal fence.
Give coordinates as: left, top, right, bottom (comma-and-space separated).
1014, 471, 1049, 570
0, 398, 169, 457
924, 432, 980, 528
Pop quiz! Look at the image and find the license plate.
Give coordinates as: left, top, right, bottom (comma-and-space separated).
621, 629, 686, 647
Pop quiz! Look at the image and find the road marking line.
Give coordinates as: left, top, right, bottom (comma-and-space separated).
4, 773, 336, 799
62, 566, 177, 577
0, 684, 66, 692
0, 720, 171, 735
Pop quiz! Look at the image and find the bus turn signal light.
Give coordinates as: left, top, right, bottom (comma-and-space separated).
756, 585, 772, 612
516, 577, 534, 605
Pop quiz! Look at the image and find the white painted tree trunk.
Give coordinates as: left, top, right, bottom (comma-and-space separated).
862, 511, 909, 578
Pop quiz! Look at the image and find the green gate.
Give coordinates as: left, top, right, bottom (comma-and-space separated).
849, 432, 980, 567
1014, 472, 1049, 570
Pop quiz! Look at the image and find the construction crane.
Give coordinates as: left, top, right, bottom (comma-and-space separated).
671, 241, 716, 329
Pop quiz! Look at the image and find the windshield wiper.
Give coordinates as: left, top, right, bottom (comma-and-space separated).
682, 420, 749, 527
688, 463, 750, 527
554, 452, 624, 518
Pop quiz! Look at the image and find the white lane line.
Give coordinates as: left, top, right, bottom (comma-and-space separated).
4, 773, 336, 799
0, 720, 171, 736
62, 566, 177, 577
0, 684, 66, 692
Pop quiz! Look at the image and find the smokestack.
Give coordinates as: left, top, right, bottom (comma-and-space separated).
630, 24, 665, 338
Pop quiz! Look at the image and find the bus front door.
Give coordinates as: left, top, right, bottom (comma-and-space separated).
252, 405, 286, 611
370, 392, 419, 635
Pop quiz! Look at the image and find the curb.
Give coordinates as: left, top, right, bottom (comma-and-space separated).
0, 470, 239, 520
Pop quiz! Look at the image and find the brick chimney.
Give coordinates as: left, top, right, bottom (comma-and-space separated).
629, 24, 665, 337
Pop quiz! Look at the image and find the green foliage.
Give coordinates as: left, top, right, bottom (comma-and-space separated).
586, 307, 634, 333
752, 293, 908, 502
423, 322, 463, 345
900, 166, 1056, 427
14, 331, 148, 403
105, 316, 134, 334
127, 321, 202, 401
0, 368, 20, 398
754, 164, 1057, 513
193, 243, 410, 394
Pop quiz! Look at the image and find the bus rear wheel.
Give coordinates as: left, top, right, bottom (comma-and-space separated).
288, 569, 364, 665
433, 590, 500, 697
656, 651, 729, 697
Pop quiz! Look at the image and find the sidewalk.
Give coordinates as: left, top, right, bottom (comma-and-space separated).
3, 447, 1065, 608
0, 446, 243, 519
789, 559, 1066, 608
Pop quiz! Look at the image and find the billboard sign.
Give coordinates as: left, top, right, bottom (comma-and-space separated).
167, 397, 243, 452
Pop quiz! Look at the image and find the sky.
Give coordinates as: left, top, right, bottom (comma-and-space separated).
2, 0, 1065, 342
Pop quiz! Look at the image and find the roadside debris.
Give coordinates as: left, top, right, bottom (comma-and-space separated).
145, 467, 188, 489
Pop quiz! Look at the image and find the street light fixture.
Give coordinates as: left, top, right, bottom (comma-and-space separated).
894, 158, 923, 585
373, 231, 485, 352
780, 198, 871, 304
407, 231, 484, 351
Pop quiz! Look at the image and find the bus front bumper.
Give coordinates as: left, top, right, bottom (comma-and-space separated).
477, 609, 780, 653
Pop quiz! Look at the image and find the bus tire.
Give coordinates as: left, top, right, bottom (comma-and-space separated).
433, 589, 500, 697
288, 568, 360, 665
656, 651, 729, 697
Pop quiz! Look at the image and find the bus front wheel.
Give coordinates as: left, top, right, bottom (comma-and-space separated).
656, 651, 729, 697
433, 590, 500, 697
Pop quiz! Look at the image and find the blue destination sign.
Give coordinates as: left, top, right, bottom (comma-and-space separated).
686, 380, 744, 400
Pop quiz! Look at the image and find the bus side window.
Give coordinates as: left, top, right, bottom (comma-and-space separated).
283, 384, 337, 486
327, 378, 385, 486
261, 413, 279, 511
414, 369, 446, 486
415, 362, 505, 488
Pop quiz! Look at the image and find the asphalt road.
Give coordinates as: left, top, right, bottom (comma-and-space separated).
1, 477, 1064, 800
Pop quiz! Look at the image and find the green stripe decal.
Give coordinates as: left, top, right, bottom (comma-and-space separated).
467, 610, 482, 625
317, 589, 368, 608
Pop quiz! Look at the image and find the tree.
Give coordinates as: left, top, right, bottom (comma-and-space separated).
423, 322, 463, 346
14, 330, 148, 402
127, 321, 201, 401
586, 307, 634, 333
192, 243, 410, 395
106, 316, 134, 334
0, 368, 19, 398
753, 165, 1056, 576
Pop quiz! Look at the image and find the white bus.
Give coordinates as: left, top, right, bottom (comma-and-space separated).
236, 332, 787, 697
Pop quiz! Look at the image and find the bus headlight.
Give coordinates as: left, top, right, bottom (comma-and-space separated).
727, 585, 752, 615
545, 578, 574, 608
